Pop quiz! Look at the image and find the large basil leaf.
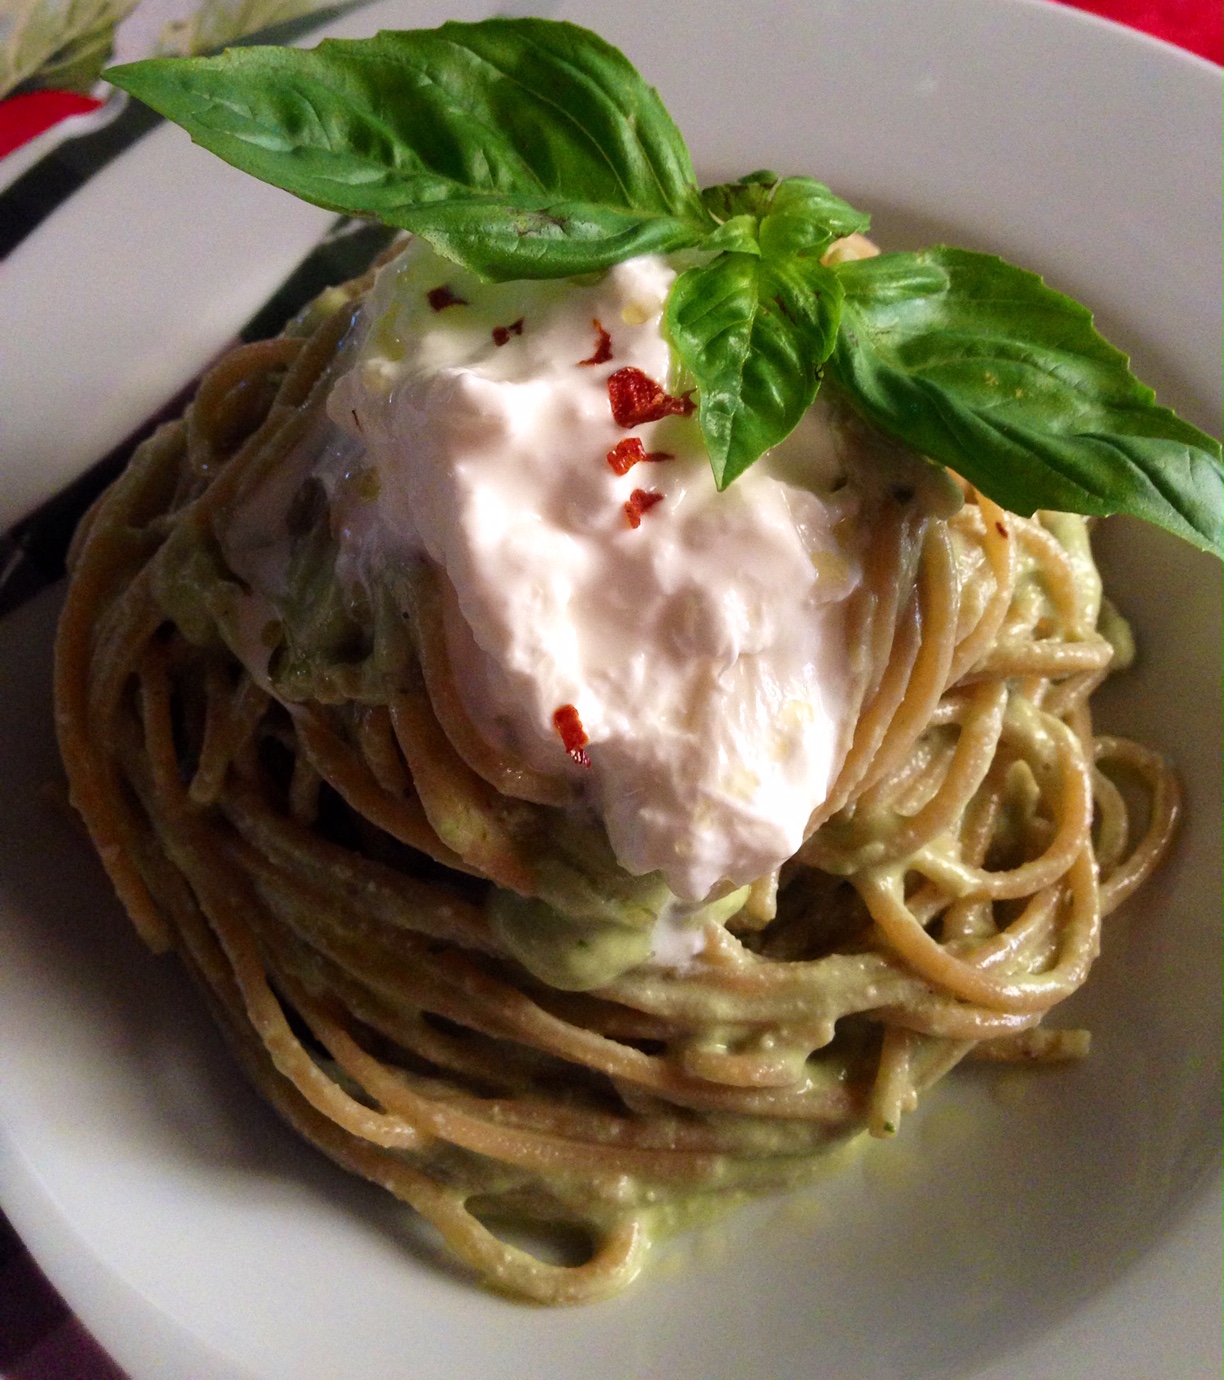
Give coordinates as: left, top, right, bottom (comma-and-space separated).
107, 19, 712, 279
667, 249, 844, 488
830, 248, 1223, 556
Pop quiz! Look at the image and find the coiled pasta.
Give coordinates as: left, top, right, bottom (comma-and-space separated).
54, 260, 1178, 1304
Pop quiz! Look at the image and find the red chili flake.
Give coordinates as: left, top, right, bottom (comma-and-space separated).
427, 285, 468, 312
577, 318, 613, 366
492, 317, 524, 347
995, 521, 1010, 539
625, 489, 665, 529
607, 367, 694, 427
552, 704, 591, 768
606, 437, 675, 475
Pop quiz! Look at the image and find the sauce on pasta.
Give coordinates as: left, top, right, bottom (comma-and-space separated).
53, 237, 1180, 1304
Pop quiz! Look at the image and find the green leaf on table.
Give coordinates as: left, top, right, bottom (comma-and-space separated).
667, 249, 844, 488
829, 247, 1224, 556
105, 18, 713, 280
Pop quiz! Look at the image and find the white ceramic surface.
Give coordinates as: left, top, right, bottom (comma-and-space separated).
0, 2, 1220, 1378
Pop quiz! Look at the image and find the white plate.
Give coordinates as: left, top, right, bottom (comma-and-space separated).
0, 2, 1220, 1377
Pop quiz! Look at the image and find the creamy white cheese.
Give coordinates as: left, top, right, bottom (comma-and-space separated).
325, 239, 873, 903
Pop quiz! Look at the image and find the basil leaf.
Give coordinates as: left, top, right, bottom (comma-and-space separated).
700, 173, 868, 262
667, 250, 843, 488
701, 170, 779, 222
390, 199, 706, 280
758, 177, 871, 260
701, 213, 761, 256
830, 248, 1223, 557
106, 19, 711, 280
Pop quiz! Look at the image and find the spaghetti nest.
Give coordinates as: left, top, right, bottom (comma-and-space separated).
54, 264, 1179, 1305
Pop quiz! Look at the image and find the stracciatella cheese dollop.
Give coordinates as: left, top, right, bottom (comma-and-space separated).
326, 239, 883, 902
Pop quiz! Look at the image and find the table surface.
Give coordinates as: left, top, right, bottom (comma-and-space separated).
0, 2, 1219, 1376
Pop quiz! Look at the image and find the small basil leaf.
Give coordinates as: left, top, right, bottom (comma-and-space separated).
701, 170, 779, 222
106, 19, 712, 280
700, 174, 869, 260
667, 250, 844, 488
758, 176, 871, 260
830, 248, 1223, 557
701, 213, 761, 256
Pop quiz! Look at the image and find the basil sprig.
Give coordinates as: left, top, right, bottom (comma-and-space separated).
662, 172, 869, 485
106, 18, 1222, 557
109, 20, 712, 279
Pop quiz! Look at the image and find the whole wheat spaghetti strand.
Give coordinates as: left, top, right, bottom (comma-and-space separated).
388, 690, 538, 892
133, 648, 429, 1150
816, 681, 1008, 873
291, 703, 474, 874
804, 515, 928, 832
908, 704, 1095, 902
189, 669, 270, 806
947, 494, 1017, 684
1094, 737, 1181, 915
858, 846, 1100, 1014
853, 525, 960, 800
354, 703, 413, 799
1015, 514, 1093, 635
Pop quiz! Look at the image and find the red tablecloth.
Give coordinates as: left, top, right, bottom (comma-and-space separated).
0, 3, 1218, 1377
0, 1216, 125, 1379
1053, 0, 1223, 63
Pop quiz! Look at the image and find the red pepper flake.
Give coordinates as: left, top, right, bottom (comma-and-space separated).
606, 436, 674, 475
427, 285, 468, 312
625, 488, 665, 529
995, 521, 1010, 539
607, 367, 694, 427
492, 317, 524, 346
552, 704, 591, 767
577, 318, 613, 366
